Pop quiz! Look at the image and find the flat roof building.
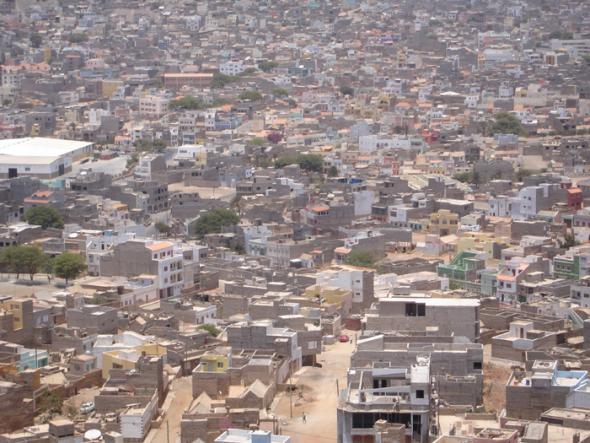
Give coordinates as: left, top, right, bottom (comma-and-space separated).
0, 137, 93, 179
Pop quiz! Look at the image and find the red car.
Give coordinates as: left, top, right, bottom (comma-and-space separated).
339, 334, 350, 343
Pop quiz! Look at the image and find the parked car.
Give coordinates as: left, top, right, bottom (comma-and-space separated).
339, 334, 350, 343
80, 401, 95, 414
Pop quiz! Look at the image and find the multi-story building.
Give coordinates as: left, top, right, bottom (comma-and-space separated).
99, 240, 186, 298
337, 355, 431, 443
363, 295, 480, 341
139, 94, 169, 119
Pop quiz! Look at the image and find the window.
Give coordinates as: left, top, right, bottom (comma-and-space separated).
405, 303, 416, 316
473, 362, 482, 370
217, 362, 224, 368
416, 390, 424, 399
417, 304, 425, 316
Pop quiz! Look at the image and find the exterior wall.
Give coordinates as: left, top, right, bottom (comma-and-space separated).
364, 300, 479, 341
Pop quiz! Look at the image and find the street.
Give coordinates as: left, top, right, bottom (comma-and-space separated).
271, 335, 355, 443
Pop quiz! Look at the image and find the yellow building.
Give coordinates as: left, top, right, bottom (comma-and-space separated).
0, 299, 30, 331
101, 343, 166, 379
428, 209, 459, 236
456, 232, 509, 258
198, 353, 230, 373
101, 79, 124, 98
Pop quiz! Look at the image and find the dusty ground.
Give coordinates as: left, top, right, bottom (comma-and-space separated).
145, 376, 193, 443
482, 345, 513, 413
271, 332, 356, 443
62, 387, 101, 418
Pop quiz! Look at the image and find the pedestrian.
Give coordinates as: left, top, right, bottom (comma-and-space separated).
302, 412, 306, 423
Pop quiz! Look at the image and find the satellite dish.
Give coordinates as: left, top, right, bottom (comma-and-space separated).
84, 429, 102, 441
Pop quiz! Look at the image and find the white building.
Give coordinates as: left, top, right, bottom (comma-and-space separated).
215, 429, 291, 443
0, 137, 93, 179
139, 94, 169, 118
219, 60, 246, 76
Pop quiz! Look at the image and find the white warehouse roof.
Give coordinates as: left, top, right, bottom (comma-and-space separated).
0, 137, 92, 158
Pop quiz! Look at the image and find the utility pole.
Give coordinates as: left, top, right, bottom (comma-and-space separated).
289, 369, 293, 419
166, 420, 170, 443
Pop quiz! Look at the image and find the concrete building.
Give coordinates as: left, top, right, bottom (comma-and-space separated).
337, 355, 431, 443
99, 240, 186, 298
506, 360, 588, 420
363, 296, 480, 341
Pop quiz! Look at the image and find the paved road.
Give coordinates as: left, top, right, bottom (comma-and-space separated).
145, 376, 193, 443
272, 335, 355, 443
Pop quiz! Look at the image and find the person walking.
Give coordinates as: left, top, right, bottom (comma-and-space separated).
302, 412, 307, 423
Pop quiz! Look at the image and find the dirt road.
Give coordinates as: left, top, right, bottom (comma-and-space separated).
272, 335, 355, 443
145, 376, 193, 443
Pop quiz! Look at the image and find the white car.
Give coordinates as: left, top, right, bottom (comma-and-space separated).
80, 401, 95, 414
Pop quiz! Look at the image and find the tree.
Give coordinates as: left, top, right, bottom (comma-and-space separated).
0, 246, 23, 279
328, 165, 338, 177
211, 73, 235, 89
275, 154, 324, 172
339, 85, 354, 96
560, 232, 577, 249
258, 60, 278, 72
155, 222, 171, 236
0, 246, 47, 280
30, 32, 42, 48
134, 139, 166, 153
169, 95, 205, 110
199, 324, 220, 336
68, 32, 88, 44
516, 168, 535, 182
490, 112, 525, 136
267, 132, 283, 144
18, 246, 47, 281
272, 88, 289, 98
344, 250, 376, 268
23, 206, 64, 229
53, 253, 86, 285
248, 137, 266, 147
239, 90, 263, 101
549, 30, 573, 40
193, 208, 240, 238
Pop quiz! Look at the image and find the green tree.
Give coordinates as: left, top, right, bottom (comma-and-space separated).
275, 154, 324, 172
23, 206, 64, 229
548, 30, 573, 40
212, 73, 235, 89
248, 137, 266, 147
490, 112, 525, 136
68, 32, 88, 44
239, 90, 263, 101
193, 208, 240, 238
328, 165, 338, 177
53, 253, 86, 285
30, 32, 42, 48
155, 222, 171, 236
0, 246, 23, 279
339, 85, 354, 96
560, 232, 577, 249
344, 250, 376, 268
199, 324, 220, 336
258, 60, 278, 72
272, 88, 289, 98
169, 96, 205, 110
134, 139, 166, 153
0, 246, 47, 280
453, 172, 473, 183
516, 168, 534, 181
18, 246, 47, 281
